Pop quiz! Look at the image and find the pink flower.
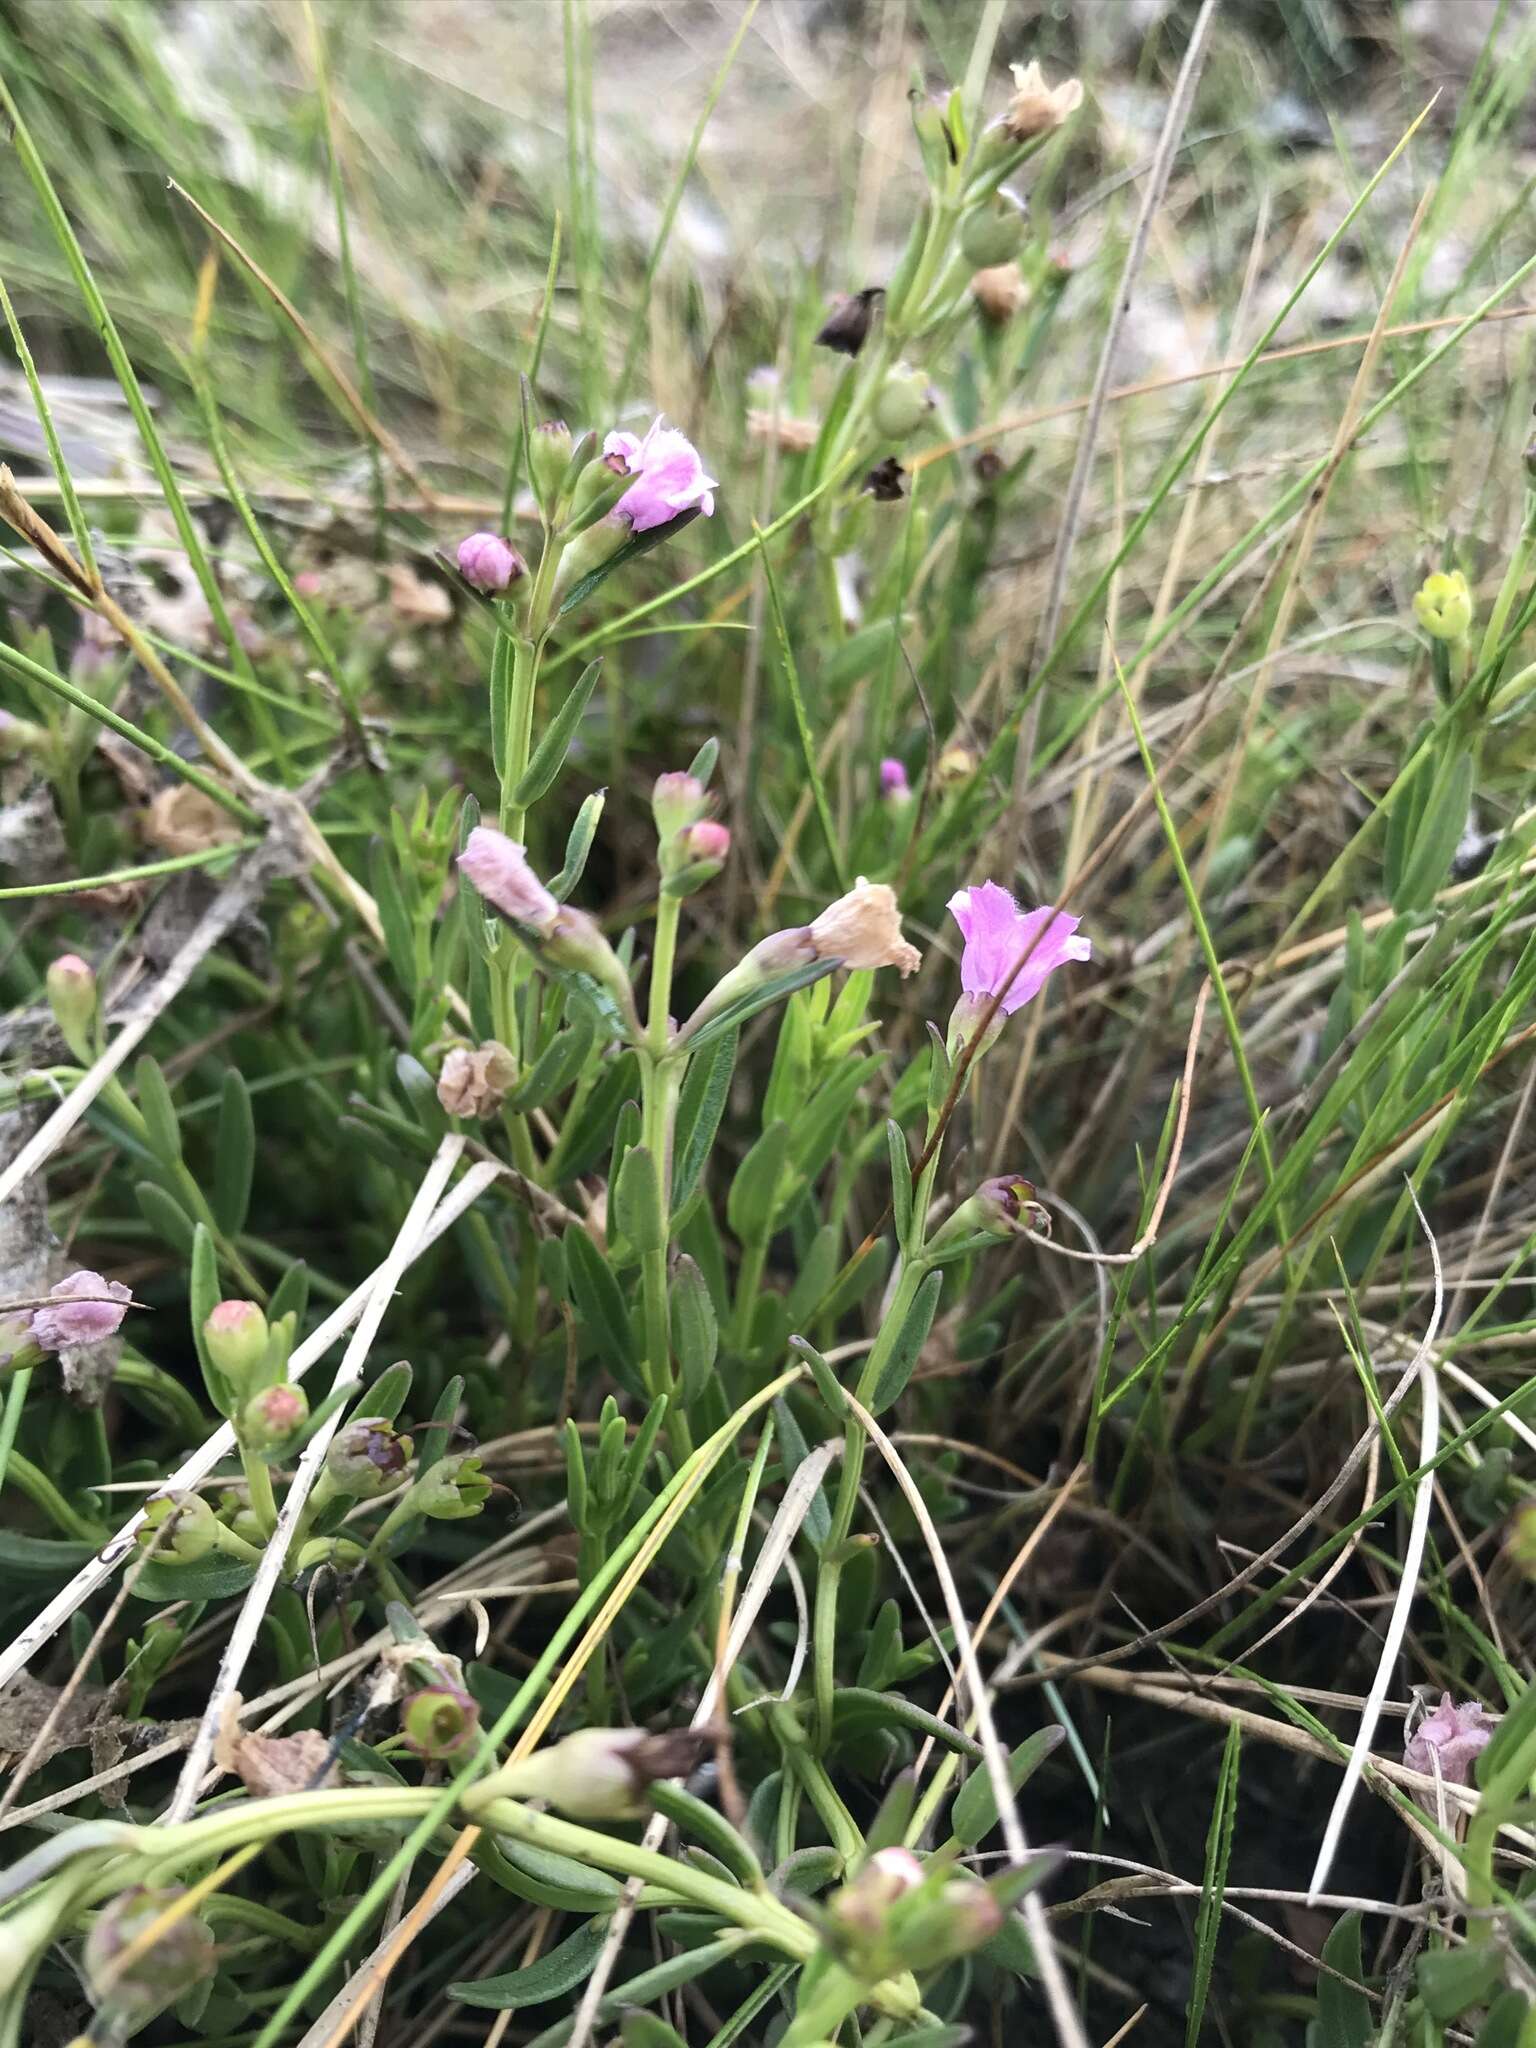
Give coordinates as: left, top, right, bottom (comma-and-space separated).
456, 532, 526, 594
457, 827, 560, 935
31, 1270, 131, 1351
880, 757, 910, 798
602, 418, 717, 534
1405, 1695, 1497, 1787
948, 883, 1089, 1014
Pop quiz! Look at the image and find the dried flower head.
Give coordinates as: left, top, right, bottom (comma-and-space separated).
30, 1270, 131, 1352
816, 287, 883, 358
1002, 59, 1084, 140
864, 457, 906, 502
326, 1417, 413, 1498
143, 785, 243, 858
436, 1041, 517, 1120
1404, 1694, 1497, 1787
971, 262, 1027, 323
84, 1885, 216, 2032
215, 1719, 338, 1798
809, 878, 922, 976
748, 408, 821, 454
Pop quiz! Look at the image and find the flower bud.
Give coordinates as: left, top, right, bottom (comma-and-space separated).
1506, 1499, 1536, 1579
660, 817, 731, 894
413, 1451, 491, 1520
1412, 569, 1472, 642
436, 1041, 517, 1120
457, 827, 561, 936
961, 188, 1027, 268
975, 1174, 1046, 1235
910, 85, 958, 182
682, 820, 730, 865
880, 757, 911, 800
30, 1269, 131, 1353
46, 952, 97, 1061
674, 926, 821, 1044
84, 1885, 216, 2034
241, 1383, 308, 1454
830, 1847, 926, 1942
326, 1417, 413, 1498
937, 742, 976, 785
815, 287, 883, 358
456, 531, 526, 595
138, 1491, 222, 1563
529, 420, 575, 506
402, 1683, 481, 1759
873, 363, 933, 442
652, 771, 708, 840
900, 1878, 1005, 1969
482, 1726, 710, 1821
203, 1300, 269, 1393
0, 707, 45, 757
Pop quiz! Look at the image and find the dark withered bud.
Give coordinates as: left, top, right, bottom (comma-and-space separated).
863, 457, 906, 502
84, 1885, 216, 2033
469, 1725, 711, 1820
974, 449, 1005, 486
326, 1417, 413, 1497
816, 287, 883, 358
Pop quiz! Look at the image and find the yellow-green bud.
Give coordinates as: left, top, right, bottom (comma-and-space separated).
1412, 569, 1472, 643
470, 1726, 709, 1821
413, 1451, 492, 1521
529, 419, 575, 508
960, 188, 1027, 268
137, 1491, 222, 1563
46, 953, 97, 1063
873, 363, 932, 443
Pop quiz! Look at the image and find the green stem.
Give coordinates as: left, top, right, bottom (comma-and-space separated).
5, 1451, 105, 1545
238, 1451, 280, 1538
497, 630, 542, 840
0, 1367, 33, 1503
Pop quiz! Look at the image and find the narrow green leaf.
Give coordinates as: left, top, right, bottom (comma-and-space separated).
727, 1119, 791, 1244
548, 789, 606, 900
134, 1056, 183, 1171
369, 838, 418, 991
756, 526, 848, 890
680, 959, 836, 1056
671, 1255, 719, 1406
870, 1269, 943, 1412
887, 1120, 913, 1241
613, 1143, 667, 1256
449, 1916, 607, 2009
673, 1027, 737, 1209
564, 1222, 640, 1382
136, 1181, 195, 1259
212, 1069, 255, 1237
950, 1727, 1064, 1848
509, 1014, 595, 1113
1315, 1913, 1371, 2048
1418, 1945, 1505, 2021
1186, 1721, 1240, 2048
648, 1782, 763, 1885
513, 658, 603, 805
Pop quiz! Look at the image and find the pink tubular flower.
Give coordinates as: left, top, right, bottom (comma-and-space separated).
457, 827, 560, 936
455, 532, 526, 594
602, 418, 717, 534
949, 883, 1088, 1014
1405, 1695, 1497, 1787
31, 1270, 131, 1351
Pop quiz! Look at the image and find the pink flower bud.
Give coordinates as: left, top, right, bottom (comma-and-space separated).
455, 531, 526, 594
682, 820, 730, 864
30, 1270, 131, 1352
456, 827, 561, 935
241, 1383, 308, 1452
652, 771, 707, 838
46, 952, 97, 1059
879, 757, 910, 798
203, 1300, 269, 1390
